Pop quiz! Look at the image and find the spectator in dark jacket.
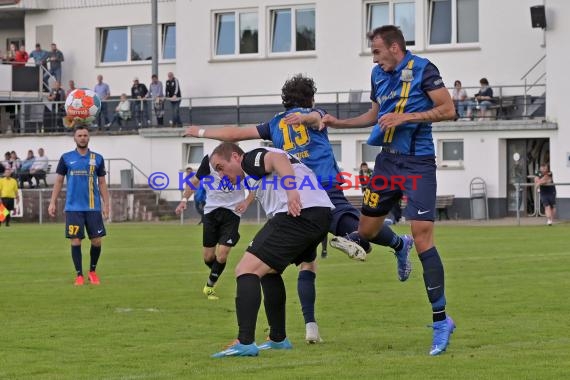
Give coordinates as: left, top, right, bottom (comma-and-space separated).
165, 72, 182, 127
131, 77, 149, 127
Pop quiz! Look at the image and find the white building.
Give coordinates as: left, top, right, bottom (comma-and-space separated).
0, 0, 568, 218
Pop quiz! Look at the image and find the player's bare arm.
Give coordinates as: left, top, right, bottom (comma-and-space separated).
48, 174, 65, 217
322, 102, 379, 129
175, 175, 200, 215
264, 152, 301, 217
184, 125, 260, 142
379, 87, 456, 131
282, 111, 322, 130
98, 175, 110, 219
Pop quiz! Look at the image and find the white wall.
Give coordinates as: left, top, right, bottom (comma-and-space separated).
545, 0, 570, 197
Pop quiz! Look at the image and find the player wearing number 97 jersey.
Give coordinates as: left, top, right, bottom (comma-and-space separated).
48, 126, 110, 287
184, 74, 411, 344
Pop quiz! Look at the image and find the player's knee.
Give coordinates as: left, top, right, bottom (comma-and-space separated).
90, 237, 102, 247
299, 261, 316, 272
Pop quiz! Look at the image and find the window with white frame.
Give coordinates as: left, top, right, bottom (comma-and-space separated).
360, 142, 380, 163
162, 24, 176, 59
364, 1, 415, 48
438, 139, 464, 167
269, 6, 316, 54
214, 10, 258, 56
331, 141, 342, 162
428, 0, 478, 45
99, 24, 176, 64
184, 143, 204, 166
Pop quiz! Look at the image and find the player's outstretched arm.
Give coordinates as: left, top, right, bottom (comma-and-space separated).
282, 111, 322, 130
176, 175, 200, 215
184, 125, 260, 142
322, 102, 379, 129
48, 174, 65, 217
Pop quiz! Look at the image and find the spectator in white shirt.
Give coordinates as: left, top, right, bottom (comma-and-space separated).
30, 148, 49, 187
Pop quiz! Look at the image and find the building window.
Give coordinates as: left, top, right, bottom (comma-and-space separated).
214, 10, 258, 56
331, 141, 342, 162
360, 142, 380, 163
131, 25, 152, 61
99, 24, 175, 64
101, 27, 128, 63
365, 1, 415, 47
438, 139, 464, 167
269, 6, 315, 54
428, 0, 478, 45
185, 143, 204, 166
162, 24, 176, 59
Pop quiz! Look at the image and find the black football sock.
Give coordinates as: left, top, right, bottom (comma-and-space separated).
204, 258, 215, 269
71, 245, 83, 276
261, 273, 287, 342
90, 245, 101, 272
236, 273, 261, 345
419, 247, 447, 322
207, 259, 227, 287
297, 270, 316, 324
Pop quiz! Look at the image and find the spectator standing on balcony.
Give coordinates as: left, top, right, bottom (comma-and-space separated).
452, 80, 469, 119
149, 74, 164, 126
0, 168, 19, 227
30, 148, 49, 188
534, 163, 557, 226
94, 75, 111, 129
30, 44, 49, 91
48, 81, 66, 131
165, 72, 182, 127
14, 45, 29, 66
467, 78, 494, 119
4, 43, 16, 62
48, 43, 64, 83
66, 80, 77, 97
131, 77, 149, 127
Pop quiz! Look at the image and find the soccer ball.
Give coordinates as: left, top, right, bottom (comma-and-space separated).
64, 89, 101, 128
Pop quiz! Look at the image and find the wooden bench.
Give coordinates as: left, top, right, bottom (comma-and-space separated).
435, 195, 454, 220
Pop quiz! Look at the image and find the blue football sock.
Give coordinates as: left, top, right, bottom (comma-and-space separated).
297, 270, 316, 324
419, 247, 447, 322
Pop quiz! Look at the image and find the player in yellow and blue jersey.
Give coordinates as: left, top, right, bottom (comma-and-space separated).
48, 126, 110, 286
184, 74, 413, 344
323, 25, 457, 356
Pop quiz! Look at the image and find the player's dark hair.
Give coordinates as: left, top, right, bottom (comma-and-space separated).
211, 142, 244, 161
281, 74, 316, 109
367, 25, 406, 52
74, 125, 89, 134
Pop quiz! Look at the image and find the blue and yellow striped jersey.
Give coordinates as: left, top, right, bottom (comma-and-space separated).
367, 51, 445, 155
56, 149, 106, 211
256, 107, 341, 185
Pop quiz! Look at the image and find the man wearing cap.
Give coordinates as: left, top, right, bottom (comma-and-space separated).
131, 77, 149, 128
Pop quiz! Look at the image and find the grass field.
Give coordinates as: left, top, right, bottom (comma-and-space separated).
1, 222, 569, 379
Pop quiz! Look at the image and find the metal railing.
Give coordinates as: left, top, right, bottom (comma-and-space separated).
520, 54, 546, 116
0, 83, 547, 135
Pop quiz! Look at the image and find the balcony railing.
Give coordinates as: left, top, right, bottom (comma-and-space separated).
0, 84, 546, 135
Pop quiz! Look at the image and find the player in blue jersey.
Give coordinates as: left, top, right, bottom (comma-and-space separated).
184, 74, 413, 343
322, 25, 457, 356
48, 126, 110, 286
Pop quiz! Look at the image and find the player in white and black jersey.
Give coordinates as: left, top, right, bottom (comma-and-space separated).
175, 155, 254, 300
210, 142, 333, 358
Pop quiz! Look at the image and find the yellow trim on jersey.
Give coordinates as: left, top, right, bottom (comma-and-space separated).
89, 153, 95, 209
384, 59, 415, 143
